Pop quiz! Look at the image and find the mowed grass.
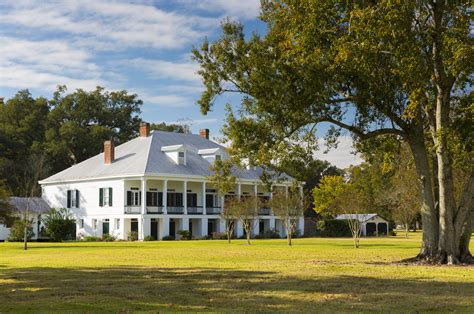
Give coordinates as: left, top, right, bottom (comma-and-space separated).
1, 233, 473, 312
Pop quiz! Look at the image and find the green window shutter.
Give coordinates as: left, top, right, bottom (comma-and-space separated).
99, 188, 104, 207
67, 190, 71, 208
109, 188, 113, 206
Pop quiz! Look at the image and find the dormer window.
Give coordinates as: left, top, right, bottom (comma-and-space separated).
178, 152, 185, 165
198, 148, 223, 164
161, 144, 186, 165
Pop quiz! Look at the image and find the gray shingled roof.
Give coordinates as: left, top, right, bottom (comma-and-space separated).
9, 197, 50, 213
40, 131, 293, 184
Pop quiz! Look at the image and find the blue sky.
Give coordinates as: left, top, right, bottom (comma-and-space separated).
0, 0, 361, 168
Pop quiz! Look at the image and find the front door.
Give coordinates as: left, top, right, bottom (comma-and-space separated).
103, 221, 110, 235
259, 220, 265, 235
151, 219, 158, 240
169, 220, 176, 238
208, 220, 215, 236
131, 219, 139, 233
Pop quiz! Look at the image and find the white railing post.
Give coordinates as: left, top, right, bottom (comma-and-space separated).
141, 177, 146, 215
163, 179, 168, 215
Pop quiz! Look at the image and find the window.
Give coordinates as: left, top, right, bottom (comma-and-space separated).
206, 194, 218, 208
178, 151, 185, 165
187, 193, 197, 207
67, 190, 79, 208
215, 155, 221, 161
127, 189, 141, 206
167, 192, 183, 207
146, 191, 163, 207
79, 219, 84, 229
115, 219, 120, 230
99, 188, 113, 207
92, 219, 97, 230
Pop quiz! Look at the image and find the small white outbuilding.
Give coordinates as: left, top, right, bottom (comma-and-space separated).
335, 214, 389, 236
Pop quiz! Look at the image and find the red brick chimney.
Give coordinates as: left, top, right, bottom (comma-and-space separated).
140, 122, 150, 137
104, 140, 115, 164
199, 128, 209, 140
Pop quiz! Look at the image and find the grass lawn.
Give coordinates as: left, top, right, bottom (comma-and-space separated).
1, 232, 473, 312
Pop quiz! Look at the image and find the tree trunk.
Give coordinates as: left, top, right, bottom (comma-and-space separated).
287, 226, 292, 246
405, 224, 409, 238
407, 133, 438, 258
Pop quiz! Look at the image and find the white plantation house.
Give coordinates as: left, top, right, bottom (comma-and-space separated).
39, 123, 304, 240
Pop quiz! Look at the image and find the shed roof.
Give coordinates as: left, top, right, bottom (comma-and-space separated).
335, 214, 387, 223
9, 197, 50, 213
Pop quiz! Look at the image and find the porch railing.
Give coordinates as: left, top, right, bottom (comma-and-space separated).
187, 206, 204, 214
206, 207, 222, 214
125, 206, 141, 214
258, 208, 272, 215
167, 206, 184, 214
147, 206, 164, 214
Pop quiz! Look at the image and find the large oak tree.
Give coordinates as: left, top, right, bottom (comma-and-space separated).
193, 0, 473, 263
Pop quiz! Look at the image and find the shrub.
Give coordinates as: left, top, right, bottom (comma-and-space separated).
144, 235, 155, 241
211, 232, 227, 240
201, 235, 212, 240
264, 229, 281, 239
102, 234, 116, 242
317, 219, 351, 237
128, 231, 139, 241
8, 219, 34, 241
42, 208, 76, 242
84, 236, 101, 242
389, 230, 397, 236
162, 235, 175, 241
177, 230, 191, 240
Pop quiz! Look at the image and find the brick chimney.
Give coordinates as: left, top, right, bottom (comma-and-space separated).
104, 140, 115, 164
140, 122, 150, 137
199, 128, 209, 140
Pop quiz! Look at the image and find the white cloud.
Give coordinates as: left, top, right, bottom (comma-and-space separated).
126, 58, 201, 83
0, 0, 216, 50
137, 92, 193, 108
0, 36, 108, 92
178, 0, 261, 20
314, 136, 362, 169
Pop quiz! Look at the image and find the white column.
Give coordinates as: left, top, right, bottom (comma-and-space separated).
218, 219, 226, 233
159, 216, 169, 240
285, 184, 289, 197
119, 218, 126, 240
252, 219, 260, 236
202, 181, 206, 215
141, 177, 146, 215
254, 183, 258, 195
237, 182, 241, 197
138, 217, 143, 240
269, 217, 276, 231
183, 180, 188, 215
179, 217, 189, 239
163, 179, 168, 214
298, 216, 304, 236
236, 220, 244, 238
143, 217, 151, 239
220, 196, 224, 213
201, 217, 208, 238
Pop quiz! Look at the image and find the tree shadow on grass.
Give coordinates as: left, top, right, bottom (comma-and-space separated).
1, 267, 473, 312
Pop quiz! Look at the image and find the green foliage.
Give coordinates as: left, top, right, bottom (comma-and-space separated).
84, 236, 101, 242
0, 86, 143, 194
150, 122, 190, 134
177, 230, 191, 240
42, 208, 76, 242
162, 235, 175, 241
102, 234, 116, 242
8, 219, 34, 241
144, 235, 155, 241
316, 220, 352, 237
208, 158, 237, 197
127, 231, 139, 241
0, 181, 13, 226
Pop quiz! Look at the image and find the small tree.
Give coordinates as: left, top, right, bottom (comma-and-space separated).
236, 195, 259, 245
207, 158, 238, 243
313, 176, 366, 248
0, 181, 13, 227
17, 153, 48, 250
42, 208, 76, 242
268, 187, 305, 246
8, 219, 34, 242
220, 196, 240, 243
